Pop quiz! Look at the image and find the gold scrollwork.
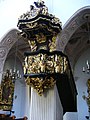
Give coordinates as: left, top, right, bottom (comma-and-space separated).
86, 79, 90, 107
49, 36, 56, 52
83, 79, 90, 108
36, 33, 46, 43
28, 40, 37, 52
26, 23, 38, 29
0, 74, 14, 110
25, 77, 56, 96
24, 54, 68, 74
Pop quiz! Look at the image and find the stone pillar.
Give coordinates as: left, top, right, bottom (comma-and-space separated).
24, 85, 31, 120
30, 85, 63, 120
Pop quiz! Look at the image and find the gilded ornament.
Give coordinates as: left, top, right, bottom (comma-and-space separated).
24, 53, 68, 75
83, 79, 90, 108
36, 33, 46, 43
17, 0, 65, 97
49, 36, 57, 52
25, 77, 56, 96
39, 60, 46, 72
0, 74, 15, 110
26, 23, 37, 29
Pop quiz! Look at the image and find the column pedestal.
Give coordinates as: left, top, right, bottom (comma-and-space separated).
30, 85, 63, 120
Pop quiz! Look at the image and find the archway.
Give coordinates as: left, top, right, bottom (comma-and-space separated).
0, 29, 19, 83
57, 6, 90, 68
60, 6, 90, 120
0, 29, 31, 118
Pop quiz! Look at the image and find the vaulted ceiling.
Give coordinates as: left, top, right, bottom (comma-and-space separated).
64, 16, 90, 67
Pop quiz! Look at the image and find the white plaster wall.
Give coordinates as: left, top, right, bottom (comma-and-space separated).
64, 48, 90, 120
74, 48, 90, 120
3, 56, 31, 118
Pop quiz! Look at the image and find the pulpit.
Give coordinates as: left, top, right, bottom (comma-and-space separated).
17, 1, 77, 120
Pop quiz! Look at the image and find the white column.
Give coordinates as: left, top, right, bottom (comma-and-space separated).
24, 85, 31, 120
30, 85, 63, 120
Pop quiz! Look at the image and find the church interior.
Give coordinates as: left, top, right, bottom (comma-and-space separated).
0, 0, 90, 120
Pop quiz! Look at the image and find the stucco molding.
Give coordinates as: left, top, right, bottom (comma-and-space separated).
57, 6, 90, 52
0, 29, 19, 82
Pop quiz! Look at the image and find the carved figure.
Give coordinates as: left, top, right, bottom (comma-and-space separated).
54, 61, 61, 73
40, 61, 46, 72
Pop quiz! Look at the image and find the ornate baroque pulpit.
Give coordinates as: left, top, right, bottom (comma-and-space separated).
17, 1, 77, 120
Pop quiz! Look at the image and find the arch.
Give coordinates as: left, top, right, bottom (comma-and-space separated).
0, 29, 29, 117
0, 29, 20, 83
56, 6, 90, 52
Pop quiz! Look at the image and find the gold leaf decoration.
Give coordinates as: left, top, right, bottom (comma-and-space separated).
25, 77, 56, 96
0, 75, 14, 110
